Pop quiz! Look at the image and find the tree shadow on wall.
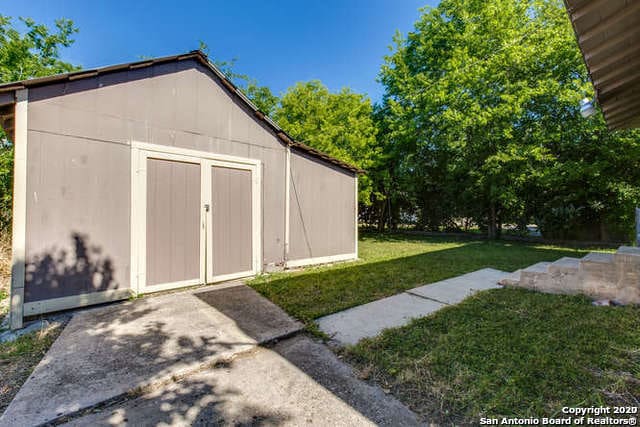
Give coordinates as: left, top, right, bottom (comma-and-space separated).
25, 232, 117, 301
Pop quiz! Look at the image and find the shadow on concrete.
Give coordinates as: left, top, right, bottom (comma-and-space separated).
63, 359, 293, 426
2, 283, 419, 426
194, 285, 302, 343
0, 289, 263, 426
193, 285, 420, 426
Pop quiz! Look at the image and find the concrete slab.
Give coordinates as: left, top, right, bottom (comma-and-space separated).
407, 268, 507, 304
498, 270, 521, 286
523, 261, 552, 273
582, 252, 614, 264
0, 283, 303, 427
193, 285, 303, 343
271, 335, 420, 426
317, 293, 445, 345
617, 246, 640, 255
549, 257, 581, 273
62, 336, 421, 427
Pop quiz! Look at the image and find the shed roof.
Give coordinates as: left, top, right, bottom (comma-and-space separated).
565, 0, 640, 130
0, 50, 364, 174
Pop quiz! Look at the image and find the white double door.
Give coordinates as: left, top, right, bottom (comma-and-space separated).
131, 144, 261, 293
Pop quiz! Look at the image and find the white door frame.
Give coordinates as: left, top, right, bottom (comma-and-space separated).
131, 141, 262, 294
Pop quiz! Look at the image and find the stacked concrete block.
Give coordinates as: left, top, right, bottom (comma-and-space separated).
614, 246, 640, 304
519, 262, 551, 291
547, 257, 581, 295
579, 252, 617, 300
505, 246, 640, 305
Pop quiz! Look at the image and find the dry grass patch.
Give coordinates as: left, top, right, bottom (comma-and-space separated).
0, 323, 65, 413
0, 232, 10, 319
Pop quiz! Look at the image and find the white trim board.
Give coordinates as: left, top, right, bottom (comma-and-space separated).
210, 270, 255, 284
285, 253, 358, 269
284, 146, 291, 261
354, 175, 359, 258
131, 141, 261, 167
23, 288, 135, 317
10, 89, 28, 330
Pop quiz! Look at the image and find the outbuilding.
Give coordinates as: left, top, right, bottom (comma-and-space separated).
0, 51, 362, 329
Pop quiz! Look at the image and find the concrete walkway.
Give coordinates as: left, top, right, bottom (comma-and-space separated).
317, 268, 509, 345
0, 283, 420, 427
61, 335, 420, 427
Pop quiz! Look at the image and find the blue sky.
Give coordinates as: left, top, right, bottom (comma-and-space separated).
3, 0, 438, 102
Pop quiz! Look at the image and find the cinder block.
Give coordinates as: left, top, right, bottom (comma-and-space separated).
580, 252, 617, 299
547, 257, 581, 294
614, 246, 640, 290
498, 270, 521, 286
520, 262, 551, 291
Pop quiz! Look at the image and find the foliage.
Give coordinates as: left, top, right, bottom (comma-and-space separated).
201, 40, 381, 190
0, 15, 79, 232
0, 15, 78, 83
378, 0, 640, 239
199, 41, 280, 117
274, 81, 380, 203
0, 143, 12, 230
244, 82, 279, 117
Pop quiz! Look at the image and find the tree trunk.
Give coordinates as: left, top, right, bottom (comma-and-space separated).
487, 203, 497, 240
376, 200, 386, 232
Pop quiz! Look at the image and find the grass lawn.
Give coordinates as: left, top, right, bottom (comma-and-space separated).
249, 232, 599, 324
250, 232, 637, 422
345, 288, 640, 424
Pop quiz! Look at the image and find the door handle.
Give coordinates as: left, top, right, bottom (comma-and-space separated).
204, 204, 210, 212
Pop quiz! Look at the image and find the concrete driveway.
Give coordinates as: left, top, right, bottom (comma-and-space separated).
0, 283, 420, 427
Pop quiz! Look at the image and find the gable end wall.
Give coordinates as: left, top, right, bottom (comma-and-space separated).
23, 60, 288, 303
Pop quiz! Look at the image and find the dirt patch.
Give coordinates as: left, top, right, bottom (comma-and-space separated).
0, 232, 10, 320
0, 322, 65, 414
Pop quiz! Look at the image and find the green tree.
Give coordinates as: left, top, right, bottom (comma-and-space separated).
0, 16, 78, 83
273, 80, 379, 204
0, 15, 79, 230
381, 0, 640, 240
199, 42, 279, 117
244, 82, 279, 117
199, 44, 377, 203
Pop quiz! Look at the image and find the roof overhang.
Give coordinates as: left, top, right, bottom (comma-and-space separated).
565, 0, 640, 130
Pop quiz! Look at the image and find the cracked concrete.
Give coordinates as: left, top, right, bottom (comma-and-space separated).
0, 282, 422, 426
0, 283, 303, 427
61, 335, 421, 427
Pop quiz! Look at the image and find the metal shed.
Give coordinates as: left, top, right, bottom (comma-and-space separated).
0, 51, 362, 329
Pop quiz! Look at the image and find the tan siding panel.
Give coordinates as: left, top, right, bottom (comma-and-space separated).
211, 166, 253, 276
28, 61, 287, 268
250, 145, 285, 265
289, 151, 356, 260
24, 131, 130, 302
146, 158, 201, 286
